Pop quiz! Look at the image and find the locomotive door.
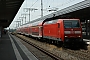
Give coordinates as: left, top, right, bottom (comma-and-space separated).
57, 23, 61, 40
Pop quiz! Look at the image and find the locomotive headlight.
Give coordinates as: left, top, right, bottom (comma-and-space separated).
78, 36, 81, 37
65, 36, 68, 37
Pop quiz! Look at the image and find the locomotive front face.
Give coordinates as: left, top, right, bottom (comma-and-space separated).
63, 19, 82, 42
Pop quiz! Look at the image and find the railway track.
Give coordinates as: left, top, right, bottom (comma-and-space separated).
63, 48, 90, 60
13, 33, 90, 60
13, 33, 64, 60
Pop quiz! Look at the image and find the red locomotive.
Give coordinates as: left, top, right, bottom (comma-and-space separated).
16, 19, 83, 47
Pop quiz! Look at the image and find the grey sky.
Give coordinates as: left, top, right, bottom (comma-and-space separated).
9, 0, 84, 29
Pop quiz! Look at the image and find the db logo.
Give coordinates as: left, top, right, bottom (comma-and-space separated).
71, 29, 74, 34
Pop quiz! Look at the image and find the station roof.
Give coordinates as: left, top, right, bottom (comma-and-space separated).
44, 0, 90, 22
0, 0, 24, 28
30, 0, 90, 23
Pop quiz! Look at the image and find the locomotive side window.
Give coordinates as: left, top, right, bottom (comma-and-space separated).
64, 20, 80, 28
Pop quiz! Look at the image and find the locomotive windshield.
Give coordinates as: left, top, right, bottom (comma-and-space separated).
64, 20, 80, 28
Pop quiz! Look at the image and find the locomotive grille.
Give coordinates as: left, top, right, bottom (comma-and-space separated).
64, 31, 81, 34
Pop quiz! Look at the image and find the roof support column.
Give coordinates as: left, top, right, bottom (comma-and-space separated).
86, 20, 88, 36
0, 27, 2, 38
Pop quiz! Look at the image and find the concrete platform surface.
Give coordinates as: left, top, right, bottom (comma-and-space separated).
0, 33, 16, 60
0, 33, 38, 60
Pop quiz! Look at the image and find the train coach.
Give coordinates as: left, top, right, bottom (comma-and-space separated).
16, 19, 83, 47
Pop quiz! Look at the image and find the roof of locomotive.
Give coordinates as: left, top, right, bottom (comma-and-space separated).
58, 19, 79, 20
43, 19, 80, 24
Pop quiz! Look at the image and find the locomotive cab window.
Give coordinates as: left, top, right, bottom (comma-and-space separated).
64, 20, 80, 28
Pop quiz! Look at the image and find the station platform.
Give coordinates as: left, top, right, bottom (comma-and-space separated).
0, 33, 38, 60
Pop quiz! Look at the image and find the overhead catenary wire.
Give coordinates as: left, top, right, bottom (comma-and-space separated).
13, 0, 77, 29
30, 0, 39, 8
